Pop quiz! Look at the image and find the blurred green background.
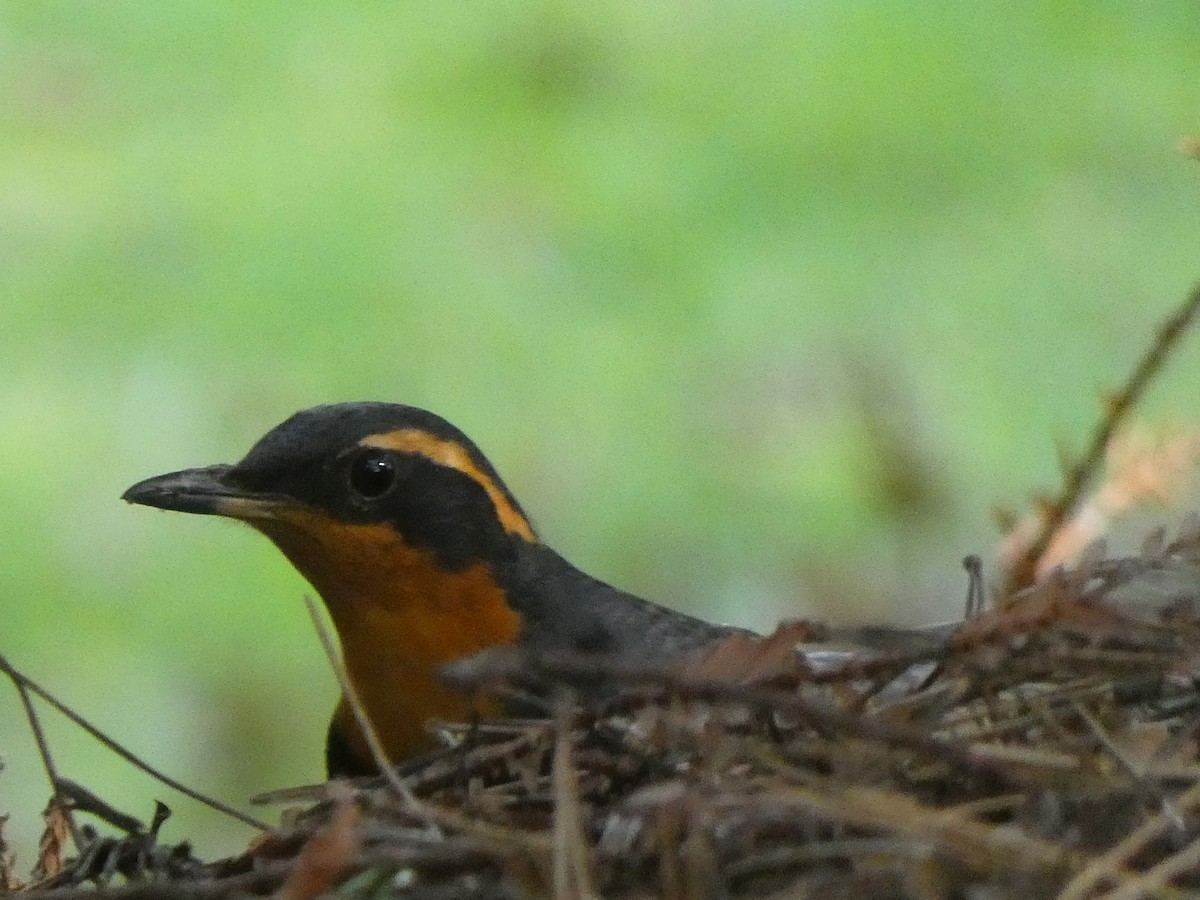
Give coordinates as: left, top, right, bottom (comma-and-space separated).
3, 1, 1200, 866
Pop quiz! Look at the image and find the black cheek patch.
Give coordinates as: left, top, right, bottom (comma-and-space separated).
384, 461, 515, 571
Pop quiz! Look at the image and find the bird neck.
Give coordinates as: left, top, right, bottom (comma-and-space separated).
251, 514, 522, 763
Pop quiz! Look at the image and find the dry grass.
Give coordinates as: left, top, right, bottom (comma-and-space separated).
11, 530, 1200, 898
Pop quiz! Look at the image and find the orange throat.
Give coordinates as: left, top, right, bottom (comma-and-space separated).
253, 512, 522, 765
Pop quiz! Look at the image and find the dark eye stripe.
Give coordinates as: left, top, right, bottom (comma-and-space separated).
359, 429, 536, 541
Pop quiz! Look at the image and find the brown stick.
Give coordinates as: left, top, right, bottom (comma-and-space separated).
302, 596, 424, 812
1001, 280, 1200, 595
0, 652, 268, 832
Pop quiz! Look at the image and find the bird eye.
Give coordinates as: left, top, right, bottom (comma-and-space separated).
348, 451, 397, 499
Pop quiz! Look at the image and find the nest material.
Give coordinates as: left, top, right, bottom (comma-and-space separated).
12, 528, 1200, 899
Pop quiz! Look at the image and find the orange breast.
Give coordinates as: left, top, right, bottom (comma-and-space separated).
251, 510, 522, 766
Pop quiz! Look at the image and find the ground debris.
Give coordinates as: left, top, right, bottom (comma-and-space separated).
15, 541, 1200, 898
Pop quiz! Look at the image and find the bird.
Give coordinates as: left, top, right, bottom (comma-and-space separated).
123, 402, 739, 777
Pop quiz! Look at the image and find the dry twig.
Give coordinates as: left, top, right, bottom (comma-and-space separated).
0, 653, 266, 833
1001, 280, 1200, 594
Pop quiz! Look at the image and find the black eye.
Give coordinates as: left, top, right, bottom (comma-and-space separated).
348, 451, 397, 499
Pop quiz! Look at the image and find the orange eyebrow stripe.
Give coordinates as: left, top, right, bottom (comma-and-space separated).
360, 429, 537, 542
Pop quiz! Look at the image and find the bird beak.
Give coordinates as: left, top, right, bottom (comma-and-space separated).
122, 465, 288, 522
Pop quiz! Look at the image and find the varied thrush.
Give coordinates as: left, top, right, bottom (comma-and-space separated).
123, 402, 736, 777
